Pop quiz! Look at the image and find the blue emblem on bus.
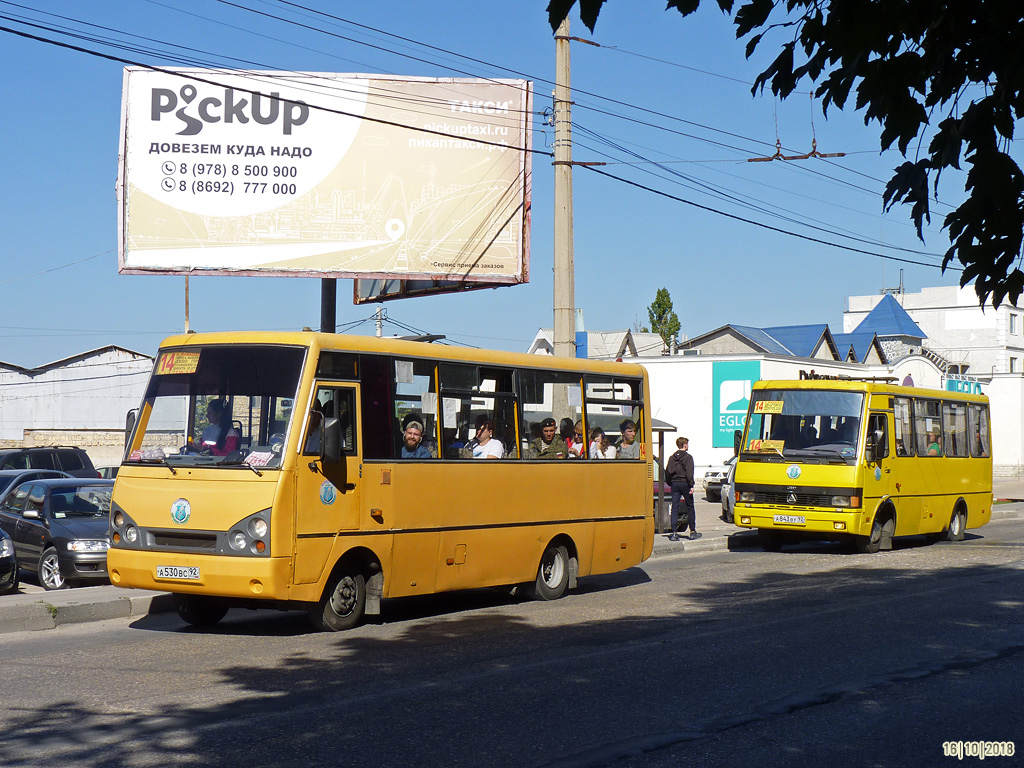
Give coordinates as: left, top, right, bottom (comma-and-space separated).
875, 467, 882, 481
171, 498, 191, 525
787, 464, 801, 480
320, 481, 336, 505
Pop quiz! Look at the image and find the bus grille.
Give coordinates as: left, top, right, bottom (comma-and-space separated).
753, 490, 833, 507
151, 532, 218, 550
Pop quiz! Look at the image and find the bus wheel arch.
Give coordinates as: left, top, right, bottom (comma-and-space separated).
309, 548, 380, 632
527, 535, 576, 601
946, 500, 968, 542
857, 504, 896, 554
174, 594, 229, 627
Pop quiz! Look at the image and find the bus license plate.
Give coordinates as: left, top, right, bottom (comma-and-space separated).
156, 565, 200, 581
774, 514, 806, 525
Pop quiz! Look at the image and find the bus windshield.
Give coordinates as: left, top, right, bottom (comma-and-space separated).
126, 344, 306, 469
743, 389, 864, 463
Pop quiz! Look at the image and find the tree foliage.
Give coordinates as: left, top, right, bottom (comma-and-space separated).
547, 1, 1024, 308
647, 287, 682, 347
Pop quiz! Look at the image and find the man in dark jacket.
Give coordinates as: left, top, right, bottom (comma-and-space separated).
665, 436, 700, 541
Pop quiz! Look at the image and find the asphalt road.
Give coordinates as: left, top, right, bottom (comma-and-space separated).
1, 518, 1022, 768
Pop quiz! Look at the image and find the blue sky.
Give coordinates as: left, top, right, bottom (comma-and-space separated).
1, 0, 962, 367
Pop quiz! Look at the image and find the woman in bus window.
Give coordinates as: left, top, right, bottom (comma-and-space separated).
589, 427, 616, 459
927, 430, 942, 456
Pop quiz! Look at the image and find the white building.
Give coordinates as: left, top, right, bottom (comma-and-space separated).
0, 346, 153, 468
845, 285, 1024, 375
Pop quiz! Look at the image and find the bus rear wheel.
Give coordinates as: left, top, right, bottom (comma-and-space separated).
309, 571, 366, 631
174, 594, 228, 627
528, 545, 569, 600
946, 507, 967, 542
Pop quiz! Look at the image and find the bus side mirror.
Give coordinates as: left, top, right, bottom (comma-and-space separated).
321, 417, 342, 465
867, 429, 885, 462
124, 409, 138, 451
733, 429, 742, 454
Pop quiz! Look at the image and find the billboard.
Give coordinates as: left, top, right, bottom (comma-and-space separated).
117, 69, 532, 282
712, 360, 760, 448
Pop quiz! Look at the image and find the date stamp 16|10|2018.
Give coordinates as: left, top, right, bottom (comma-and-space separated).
943, 741, 1015, 760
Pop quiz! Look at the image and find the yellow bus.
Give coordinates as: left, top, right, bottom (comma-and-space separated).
107, 331, 654, 630
733, 379, 992, 553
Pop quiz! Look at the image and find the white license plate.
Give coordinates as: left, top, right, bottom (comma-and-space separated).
774, 514, 806, 525
156, 565, 200, 580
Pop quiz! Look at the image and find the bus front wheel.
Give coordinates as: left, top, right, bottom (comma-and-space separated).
757, 529, 784, 552
174, 594, 228, 627
528, 545, 569, 600
309, 571, 366, 631
946, 508, 967, 542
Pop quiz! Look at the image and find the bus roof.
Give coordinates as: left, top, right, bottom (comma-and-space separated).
753, 378, 988, 403
156, 330, 648, 378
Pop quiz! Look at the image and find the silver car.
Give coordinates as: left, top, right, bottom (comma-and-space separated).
702, 456, 736, 502
721, 457, 737, 523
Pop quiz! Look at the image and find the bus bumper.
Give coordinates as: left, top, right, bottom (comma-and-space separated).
734, 507, 861, 535
108, 548, 293, 601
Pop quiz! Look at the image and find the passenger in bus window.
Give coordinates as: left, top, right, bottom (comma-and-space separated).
559, 418, 575, 450
589, 427, 616, 459
400, 418, 434, 459
568, 420, 586, 458
927, 430, 942, 456
201, 399, 239, 456
532, 417, 567, 459
303, 401, 324, 454
617, 419, 640, 459
467, 418, 503, 459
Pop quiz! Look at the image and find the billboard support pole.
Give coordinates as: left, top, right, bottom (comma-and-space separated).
320, 278, 337, 334
553, 18, 576, 359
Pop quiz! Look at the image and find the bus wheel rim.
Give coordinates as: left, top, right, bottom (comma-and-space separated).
542, 551, 565, 587
329, 576, 357, 616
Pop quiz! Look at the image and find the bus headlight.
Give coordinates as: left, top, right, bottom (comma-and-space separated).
124, 526, 139, 543
248, 518, 268, 539
831, 495, 861, 508
230, 530, 248, 550
739, 491, 755, 503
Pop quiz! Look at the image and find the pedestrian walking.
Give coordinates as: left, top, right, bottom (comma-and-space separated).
665, 436, 701, 541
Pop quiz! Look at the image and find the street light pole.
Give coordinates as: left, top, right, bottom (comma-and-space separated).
553, 18, 575, 359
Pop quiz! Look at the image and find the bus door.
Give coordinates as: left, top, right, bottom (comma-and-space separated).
293, 385, 361, 585
862, 410, 903, 532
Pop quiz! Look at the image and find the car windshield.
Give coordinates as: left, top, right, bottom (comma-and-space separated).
742, 389, 864, 463
50, 487, 112, 518
126, 344, 305, 470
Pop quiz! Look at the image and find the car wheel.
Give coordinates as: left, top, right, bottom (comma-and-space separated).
0, 566, 18, 596
527, 544, 570, 600
39, 547, 66, 590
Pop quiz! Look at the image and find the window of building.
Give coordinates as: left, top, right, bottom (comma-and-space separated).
1011, 313, 1019, 335
1011, 357, 1019, 373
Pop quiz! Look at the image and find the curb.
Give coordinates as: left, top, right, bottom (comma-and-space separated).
0, 589, 175, 634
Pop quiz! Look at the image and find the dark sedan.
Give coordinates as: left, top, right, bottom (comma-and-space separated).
0, 469, 71, 499
0, 527, 17, 595
0, 478, 114, 590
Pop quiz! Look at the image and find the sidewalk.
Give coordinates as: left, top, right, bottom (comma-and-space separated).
2, 483, 1021, 634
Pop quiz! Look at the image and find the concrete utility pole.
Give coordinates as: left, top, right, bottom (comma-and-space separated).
552, 18, 575, 359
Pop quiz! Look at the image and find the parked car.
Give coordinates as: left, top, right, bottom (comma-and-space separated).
0, 527, 17, 595
0, 478, 114, 590
702, 456, 736, 501
0, 447, 100, 479
0, 469, 71, 499
97, 466, 119, 480
721, 457, 737, 523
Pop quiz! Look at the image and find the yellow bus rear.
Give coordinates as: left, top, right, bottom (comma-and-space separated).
108, 332, 654, 630
732, 379, 992, 552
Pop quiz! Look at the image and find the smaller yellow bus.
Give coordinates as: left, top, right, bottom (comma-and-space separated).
107, 332, 654, 630
733, 379, 992, 552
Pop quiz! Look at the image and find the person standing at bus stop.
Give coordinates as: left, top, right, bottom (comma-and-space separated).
666, 436, 700, 541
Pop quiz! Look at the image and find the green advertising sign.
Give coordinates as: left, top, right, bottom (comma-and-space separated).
712, 361, 761, 448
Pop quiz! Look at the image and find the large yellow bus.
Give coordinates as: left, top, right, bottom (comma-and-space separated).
733, 379, 992, 553
108, 332, 653, 630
